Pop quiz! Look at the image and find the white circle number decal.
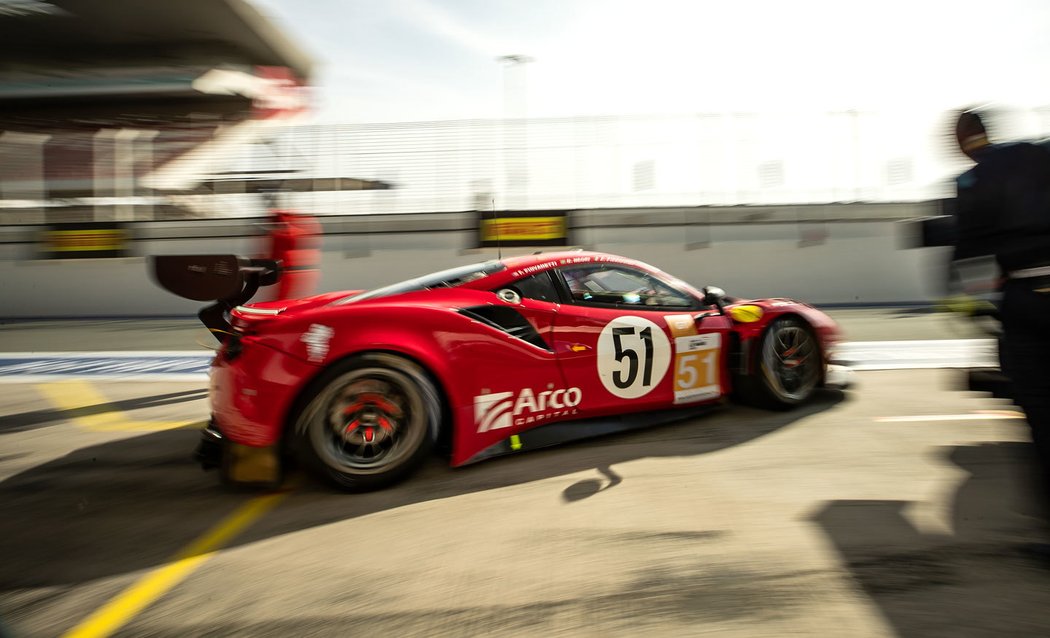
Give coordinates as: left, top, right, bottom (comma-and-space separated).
596, 316, 671, 399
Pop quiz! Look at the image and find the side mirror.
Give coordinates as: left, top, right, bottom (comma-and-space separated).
702, 286, 728, 314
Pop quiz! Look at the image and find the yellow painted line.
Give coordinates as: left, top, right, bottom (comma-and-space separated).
36, 381, 197, 431
63, 489, 289, 638
875, 412, 1025, 423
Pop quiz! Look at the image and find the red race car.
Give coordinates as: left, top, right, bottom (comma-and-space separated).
152, 251, 850, 491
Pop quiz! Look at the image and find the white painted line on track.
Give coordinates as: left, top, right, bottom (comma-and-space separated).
0, 374, 209, 384
874, 413, 1024, 423
0, 339, 1001, 380
833, 339, 998, 371
0, 352, 213, 381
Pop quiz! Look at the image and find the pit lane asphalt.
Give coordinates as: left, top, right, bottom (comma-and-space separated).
2, 311, 1049, 637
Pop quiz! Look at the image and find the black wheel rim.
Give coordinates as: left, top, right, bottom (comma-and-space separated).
310, 367, 427, 475
761, 323, 819, 402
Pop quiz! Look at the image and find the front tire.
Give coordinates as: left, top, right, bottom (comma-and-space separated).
740, 317, 821, 410
293, 353, 440, 491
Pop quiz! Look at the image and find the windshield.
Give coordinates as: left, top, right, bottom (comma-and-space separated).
560, 264, 698, 308
334, 261, 506, 304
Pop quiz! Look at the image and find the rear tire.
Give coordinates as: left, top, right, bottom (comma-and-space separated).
293, 353, 440, 492
738, 317, 821, 410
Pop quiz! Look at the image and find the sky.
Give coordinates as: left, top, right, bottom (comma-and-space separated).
252, 0, 1050, 125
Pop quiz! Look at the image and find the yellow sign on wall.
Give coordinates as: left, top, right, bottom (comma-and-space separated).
477, 211, 570, 248
41, 224, 129, 258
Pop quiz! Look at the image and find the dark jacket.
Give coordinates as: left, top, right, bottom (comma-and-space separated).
954, 140, 1050, 271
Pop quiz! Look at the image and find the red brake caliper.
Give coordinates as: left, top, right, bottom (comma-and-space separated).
781, 343, 805, 368
343, 393, 401, 438
376, 416, 394, 432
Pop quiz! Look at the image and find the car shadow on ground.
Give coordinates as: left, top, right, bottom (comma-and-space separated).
812, 442, 1050, 637
0, 389, 208, 434
0, 390, 844, 592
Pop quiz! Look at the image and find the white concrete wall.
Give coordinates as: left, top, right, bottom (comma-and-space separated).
0, 203, 951, 318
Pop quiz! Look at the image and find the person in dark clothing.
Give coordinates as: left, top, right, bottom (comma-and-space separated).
952, 108, 1050, 537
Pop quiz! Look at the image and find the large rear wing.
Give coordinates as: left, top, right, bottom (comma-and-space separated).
150, 255, 280, 341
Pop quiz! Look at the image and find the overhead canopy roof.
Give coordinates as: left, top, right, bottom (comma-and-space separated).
0, 0, 313, 80
0, 1, 312, 128
193, 176, 395, 194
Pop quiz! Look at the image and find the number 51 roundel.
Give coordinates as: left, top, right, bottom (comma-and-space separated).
596, 315, 721, 404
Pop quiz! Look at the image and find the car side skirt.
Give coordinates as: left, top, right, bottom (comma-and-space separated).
460, 402, 724, 466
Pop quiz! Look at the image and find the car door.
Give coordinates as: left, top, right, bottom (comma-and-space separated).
486, 269, 564, 353
462, 271, 579, 439
549, 263, 731, 417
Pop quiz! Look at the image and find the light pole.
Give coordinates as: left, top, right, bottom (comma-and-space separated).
498, 55, 533, 210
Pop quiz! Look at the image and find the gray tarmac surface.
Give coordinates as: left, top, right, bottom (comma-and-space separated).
2, 311, 1048, 637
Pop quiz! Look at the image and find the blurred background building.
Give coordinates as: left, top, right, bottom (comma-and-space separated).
0, 0, 313, 224
2, 0, 1050, 315
2, 1, 1050, 223
209, 107, 1050, 217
